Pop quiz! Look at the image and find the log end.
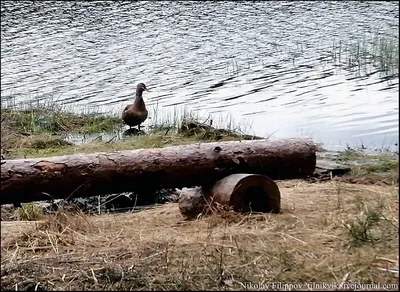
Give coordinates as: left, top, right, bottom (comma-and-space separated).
229, 175, 281, 214
178, 174, 281, 219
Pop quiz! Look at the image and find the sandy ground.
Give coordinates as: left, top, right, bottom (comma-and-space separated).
1, 180, 399, 290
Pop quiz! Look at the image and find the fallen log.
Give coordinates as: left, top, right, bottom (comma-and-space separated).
178, 173, 281, 219
0, 138, 317, 205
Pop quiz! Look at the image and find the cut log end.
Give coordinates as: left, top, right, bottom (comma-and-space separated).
211, 173, 281, 214
178, 173, 281, 219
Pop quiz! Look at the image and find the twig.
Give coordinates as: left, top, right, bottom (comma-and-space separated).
106, 135, 117, 144
279, 232, 308, 245
376, 256, 399, 264
376, 267, 399, 277
230, 255, 263, 269
91, 268, 98, 285
338, 272, 350, 289
98, 196, 101, 215
19, 246, 52, 251
46, 230, 58, 254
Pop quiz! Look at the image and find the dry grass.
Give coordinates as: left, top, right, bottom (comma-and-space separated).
1, 181, 398, 291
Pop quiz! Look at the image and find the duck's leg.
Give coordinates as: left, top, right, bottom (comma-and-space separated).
138, 124, 141, 131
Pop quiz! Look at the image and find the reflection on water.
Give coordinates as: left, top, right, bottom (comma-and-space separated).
1, 1, 399, 151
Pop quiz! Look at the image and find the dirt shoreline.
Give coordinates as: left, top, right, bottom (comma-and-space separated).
1, 108, 398, 290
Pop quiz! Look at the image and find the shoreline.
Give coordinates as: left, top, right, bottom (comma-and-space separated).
1, 107, 398, 219
1, 105, 398, 158
1, 106, 399, 290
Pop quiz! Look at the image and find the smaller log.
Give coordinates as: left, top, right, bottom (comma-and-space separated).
178, 173, 281, 219
210, 173, 281, 213
178, 187, 211, 219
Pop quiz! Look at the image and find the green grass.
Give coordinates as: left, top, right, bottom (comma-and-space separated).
1, 107, 121, 135
13, 131, 249, 159
335, 149, 399, 184
343, 190, 397, 247
14, 203, 45, 221
337, 150, 398, 173
1, 104, 261, 159
363, 157, 398, 174
336, 149, 366, 161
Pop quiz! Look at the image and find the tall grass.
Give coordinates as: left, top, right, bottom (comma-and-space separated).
1, 96, 263, 159
1, 98, 122, 135
147, 101, 256, 137
2, 95, 256, 137
331, 28, 399, 75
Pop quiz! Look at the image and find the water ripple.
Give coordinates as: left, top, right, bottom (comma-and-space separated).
1, 1, 398, 150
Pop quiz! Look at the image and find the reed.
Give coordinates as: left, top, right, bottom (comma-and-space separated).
330, 28, 399, 74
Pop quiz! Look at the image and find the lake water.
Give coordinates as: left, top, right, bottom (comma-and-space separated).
1, 1, 399, 151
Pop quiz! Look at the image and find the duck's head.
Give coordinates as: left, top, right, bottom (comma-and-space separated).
136, 83, 148, 93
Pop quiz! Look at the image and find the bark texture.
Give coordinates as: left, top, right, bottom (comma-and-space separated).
1, 138, 317, 204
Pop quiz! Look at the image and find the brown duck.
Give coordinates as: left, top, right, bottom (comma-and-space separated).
122, 83, 148, 130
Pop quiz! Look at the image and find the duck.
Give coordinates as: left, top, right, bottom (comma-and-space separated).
122, 83, 149, 131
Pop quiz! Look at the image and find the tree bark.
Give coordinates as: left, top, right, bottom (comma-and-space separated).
0, 138, 317, 205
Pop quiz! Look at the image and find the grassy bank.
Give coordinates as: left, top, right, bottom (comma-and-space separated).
334, 150, 399, 186
1, 106, 399, 290
1, 105, 259, 159
1, 105, 398, 180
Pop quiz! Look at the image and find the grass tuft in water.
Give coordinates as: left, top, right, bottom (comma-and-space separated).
1, 107, 121, 135
331, 28, 399, 74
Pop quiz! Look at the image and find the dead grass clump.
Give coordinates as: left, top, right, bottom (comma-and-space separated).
17, 135, 73, 150
3, 203, 92, 255
13, 203, 45, 221
39, 204, 92, 234
1, 181, 399, 290
179, 118, 262, 141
